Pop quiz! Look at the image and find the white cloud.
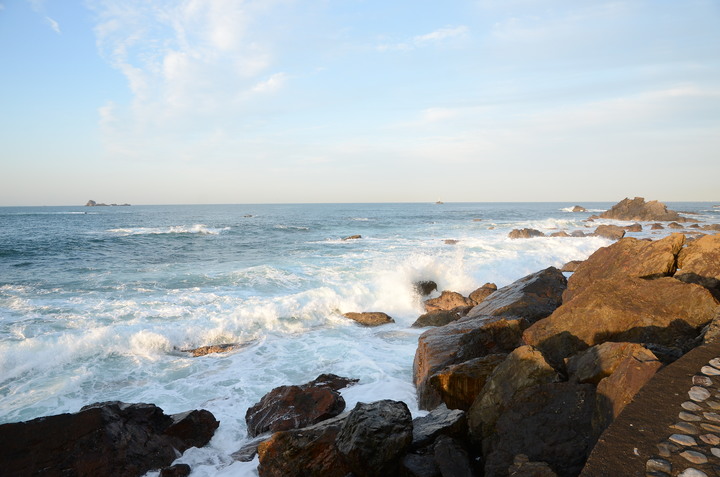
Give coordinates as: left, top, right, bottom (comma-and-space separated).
45, 16, 60, 34
377, 25, 469, 52
251, 72, 288, 94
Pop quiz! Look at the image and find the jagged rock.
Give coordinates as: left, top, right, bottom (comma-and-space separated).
413, 310, 461, 328
412, 404, 468, 449
509, 228, 546, 239
309, 373, 359, 391
465, 267, 567, 324
424, 291, 474, 312
343, 311, 395, 326
484, 382, 596, 477
468, 346, 559, 444
571, 206, 587, 212
245, 374, 354, 437
625, 223, 643, 232
181, 343, 238, 356
508, 454, 558, 476
257, 413, 351, 477
523, 277, 719, 368
415, 280, 439, 296
468, 283, 497, 305
414, 317, 523, 410
565, 342, 659, 385
563, 234, 685, 302
428, 354, 508, 411
676, 234, 720, 300
336, 400, 413, 477
560, 260, 583, 273
0, 402, 218, 477
593, 224, 626, 240
598, 197, 685, 222
433, 435, 476, 477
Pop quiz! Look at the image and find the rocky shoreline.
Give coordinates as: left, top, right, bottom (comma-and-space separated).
1, 198, 718, 476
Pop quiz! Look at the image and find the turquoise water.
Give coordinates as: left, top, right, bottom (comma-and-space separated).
1, 202, 717, 475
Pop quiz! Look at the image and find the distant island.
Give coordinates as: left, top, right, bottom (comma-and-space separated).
85, 200, 131, 207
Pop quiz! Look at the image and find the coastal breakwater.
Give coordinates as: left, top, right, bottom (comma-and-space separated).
1, 198, 719, 476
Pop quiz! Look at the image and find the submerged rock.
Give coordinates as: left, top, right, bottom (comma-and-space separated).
508, 228, 546, 239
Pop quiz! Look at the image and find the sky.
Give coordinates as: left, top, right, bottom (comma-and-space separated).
1, 0, 719, 206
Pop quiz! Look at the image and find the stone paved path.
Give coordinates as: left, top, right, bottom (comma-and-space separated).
582, 341, 720, 477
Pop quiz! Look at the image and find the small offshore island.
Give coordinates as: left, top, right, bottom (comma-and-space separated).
1, 197, 718, 477
85, 199, 131, 207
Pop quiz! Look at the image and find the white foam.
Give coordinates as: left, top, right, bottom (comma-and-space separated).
107, 224, 229, 236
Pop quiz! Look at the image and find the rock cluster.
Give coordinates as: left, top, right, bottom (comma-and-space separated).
596, 197, 687, 222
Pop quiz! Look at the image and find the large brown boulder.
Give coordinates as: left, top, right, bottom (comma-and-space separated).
0, 402, 218, 477
428, 354, 508, 411
469, 282, 497, 304
424, 291, 474, 312
598, 197, 684, 222
523, 277, 719, 368
414, 317, 523, 410
676, 233, 720, 300
246, 374, 356, 437
509, 228, 545, 239
466, 267, 567, 324
484, 382, 596, 477
342, 311, 394, 326
468, 346, 559, 444
563, 234, 685, 302
565, 341, 658, 385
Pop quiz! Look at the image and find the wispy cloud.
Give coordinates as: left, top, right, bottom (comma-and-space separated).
377, 25, 469, 52
45, 16, 60, 34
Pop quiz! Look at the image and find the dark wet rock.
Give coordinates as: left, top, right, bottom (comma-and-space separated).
308, 373, 359, 392
415, 280, 439, 296
0, 401, 218, 477
424, 291, 474, 312
560, 260, 584, 272
401, 453, 441, 477
429, 354, 507, 411
412, 404, 468, 449
484, 382, 596, 477
231, 435, 267, 462
468, 346, 559, 444
642, 342, 684, 364
598, 197, 685, 222
469, 283, 497, 305
509, 228, 546, 239
563, 234, 685, 302
342, 311, 395, 326
571, 206, 587, 212
413, 310, 462, 328
508, 454, 558, 476
465, 267, 567, 325
433, 435, 476, 477
342, 234, 362, 240
336, 400, 413, 477
160, 464, 192, 477
676, 234, 720, 300
245, 374, 353, 437
593, 224, 626, 240
257, 413, 350, 477
414, 317, 523, 410
181, 343, 238, 356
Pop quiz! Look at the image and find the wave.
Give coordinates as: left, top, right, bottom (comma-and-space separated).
107, 224, 229, 236
273, 225, 310, 231
559, 207, 604, 213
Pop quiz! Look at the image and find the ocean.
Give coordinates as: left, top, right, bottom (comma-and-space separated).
1, 201, 718, 475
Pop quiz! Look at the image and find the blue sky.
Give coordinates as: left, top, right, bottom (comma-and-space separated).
1, 0, 719, 205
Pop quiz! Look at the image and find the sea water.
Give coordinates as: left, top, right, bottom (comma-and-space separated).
1, 202, 718, 476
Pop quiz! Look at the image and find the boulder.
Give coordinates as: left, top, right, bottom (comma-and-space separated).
424, 291, 474, 312
257, 413, 351, 477
484, 382, 596, 477
412, 404, 468, 449
336, 400, 413, 477
432, 435, 476, 477
508, 455, 558, 477
625, 223, 642, 232
414, 317, 523, 410
651, 223, 664, 230
592, 224, 626, 240
598, 197, 684, 222
523, 277, 719, 368
571, 206, 587, 212
400, 453, 441, 477
702, 224, 720, 231
342, 235, 362, 240
181, 343, 238, 357
703, 309, 720, 344
560, 260, 583, 273
413, 310, 461, 328
565, 342, 658, 385
160, 464, 192, 477
668, 221, 683, 229
468, 346, 559, 444
0, 402, 218, 477
593, 347, 662, 436
465, 267, 567, 324
468, 283, 497, 305
509, 228, 546, 239
309, 373, 360, 391
415, 280, 439, 296
563, 234, 685, 302
676, 233, 720, 300
343, 311, 395, 326
550, 231, 570, 237
245, 374, 354, 437
428, 354, 508, 411
570, 230, 587, 237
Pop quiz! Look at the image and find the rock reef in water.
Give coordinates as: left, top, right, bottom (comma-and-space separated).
86, 199, 130, 206
596, 197, 687, 222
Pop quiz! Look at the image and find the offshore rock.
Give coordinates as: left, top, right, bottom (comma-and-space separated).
414, 317, 523, 410
342, 311, 395, 326
181, 343, 238, 356
415, 280, 439, 296
625, 223, 643, 232
484, 382, 596, 477
508, 228, 546, 239
592, 224, 626, 240
571, 205, 587, 212
0, 401, 218, 477
598, 197, 685, 222
465, 267, 567, 325
429, 354, 508, 411
676, 234, 720, 300
424, 291, 474, 312
342, 234, 362, 240
524, 277, 718, 368
563, 234, 685, 302
245, 374, 354, 437
336, 400, 413, 477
